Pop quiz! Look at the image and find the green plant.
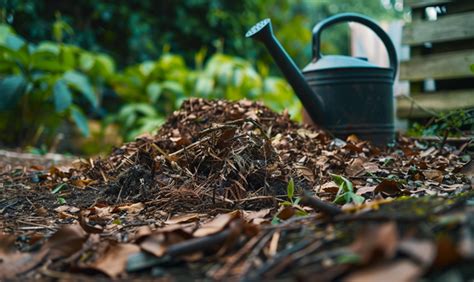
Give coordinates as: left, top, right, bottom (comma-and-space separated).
194, 54, 301, 119
107, 53, 190, 140
407, 109, 473, 138
4, 0, 403, 69
331, 174, 364, 205
0, 24, 113, 148
272, 178, 308, 224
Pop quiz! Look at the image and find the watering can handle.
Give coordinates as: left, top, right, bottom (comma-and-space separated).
312, 13, 398, 79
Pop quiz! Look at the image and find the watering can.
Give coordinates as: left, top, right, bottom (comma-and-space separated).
246, 13, 398, 146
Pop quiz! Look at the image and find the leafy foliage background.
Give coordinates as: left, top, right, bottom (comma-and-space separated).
0, 0, 403, 154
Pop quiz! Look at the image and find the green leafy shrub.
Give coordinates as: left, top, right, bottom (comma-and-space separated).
0, 24, 116, 147
5, 0, 403, 69
0, 23, 299, 151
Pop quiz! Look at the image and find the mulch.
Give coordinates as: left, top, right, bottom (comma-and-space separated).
1, 98, 473, 281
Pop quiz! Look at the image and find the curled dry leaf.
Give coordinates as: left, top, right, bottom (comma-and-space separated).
351, 222, 398, 264
49, 165, 73, 178
80, 212, 104, 234
356, 185, 377, 196
320, 181, 339, 193
54, 205, 80, 213
363, 162, 379, 174
140, 228, 192, 257
89, 242, 140, 278
398, 239, 436, 268
132, 226, 153, 242
433, 235, 463, 268
42, 224, 89, 260
165, 213, 203, 225
344, 259, 422, 282
374, 180, 403, 196
345, 158, 365, 177
276, 206, 295, 220
0, 234, 47, 279
346, 134, 360, 144
423, 169, 444, 183
114, 202, 145, 214
193, 211, 241, 237
295, 165, 315, 182
70, 178, 95, 188
243, 208, 271, 223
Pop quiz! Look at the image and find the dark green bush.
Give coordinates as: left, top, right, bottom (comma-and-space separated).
0, 23, 299, 148
0, 24, 114, 147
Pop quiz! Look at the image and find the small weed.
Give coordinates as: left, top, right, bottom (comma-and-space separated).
56, 197, 66, 204
272, 178, 308, 224
330, 174, 364, 205
51, 183, 67, 194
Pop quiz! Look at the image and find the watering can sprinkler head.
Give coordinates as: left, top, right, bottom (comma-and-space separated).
245, 18, 273, 41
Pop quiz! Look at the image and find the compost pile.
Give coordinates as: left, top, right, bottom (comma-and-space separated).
1, 98, 473, 281
78, 98, 470, 212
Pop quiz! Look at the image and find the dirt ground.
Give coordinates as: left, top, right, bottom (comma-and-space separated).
1, 98, 473, 281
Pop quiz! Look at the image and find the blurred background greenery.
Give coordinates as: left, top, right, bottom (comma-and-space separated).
0, 0, 404, 155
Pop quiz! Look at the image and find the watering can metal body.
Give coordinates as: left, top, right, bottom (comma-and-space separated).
246, 13, 398, 146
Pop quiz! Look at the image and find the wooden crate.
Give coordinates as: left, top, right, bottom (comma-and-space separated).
397, 0, 474, 119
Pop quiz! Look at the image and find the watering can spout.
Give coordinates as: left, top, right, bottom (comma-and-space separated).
246, 19, 325, 126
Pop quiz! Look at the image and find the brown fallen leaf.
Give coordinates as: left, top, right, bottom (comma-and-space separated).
295, 165, 315, 182
1, 224, 88, 279
132, 225, 153, 242
356, 185, 377, 196
42, 224, 89, 260
54, 205, 80, 213
346, 134, 360, 144
320, 181, 339, 193
80, 212, 104, 234
420, 147, 436, 158
140, 228, 192, 257
374, 180, 403, 196
345, 158, 365, 177
49, 165, 73, 178
277, 206, 295, 220
363, 162, 379, 173
459, 160, 474, 177
114, 202, 145, 214
423, 169, 444, 183
140, 233, 168, 257
433, 235, 463, 268
70, 178, 95, 188
344, 259, 422, 282
351, 222, 398, 264
89, 242, 140, 278
0, 234, 47, 279
165, 213, 203, 225
398, 239, 436, 268
243, 208, 271, 223
193, 211, 241, 237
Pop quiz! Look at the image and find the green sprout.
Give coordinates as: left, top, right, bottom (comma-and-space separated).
330, 174, 364, 205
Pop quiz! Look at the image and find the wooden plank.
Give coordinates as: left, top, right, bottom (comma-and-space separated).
405, 0, 453, 8
399, 50, 474, 81
445, 1, 474, 14
427, 38, 474, 54
403, 11, 474, 45
396, 89, 474, 118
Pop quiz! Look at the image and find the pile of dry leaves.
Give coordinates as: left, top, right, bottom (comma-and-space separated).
0, 98, 473, 280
